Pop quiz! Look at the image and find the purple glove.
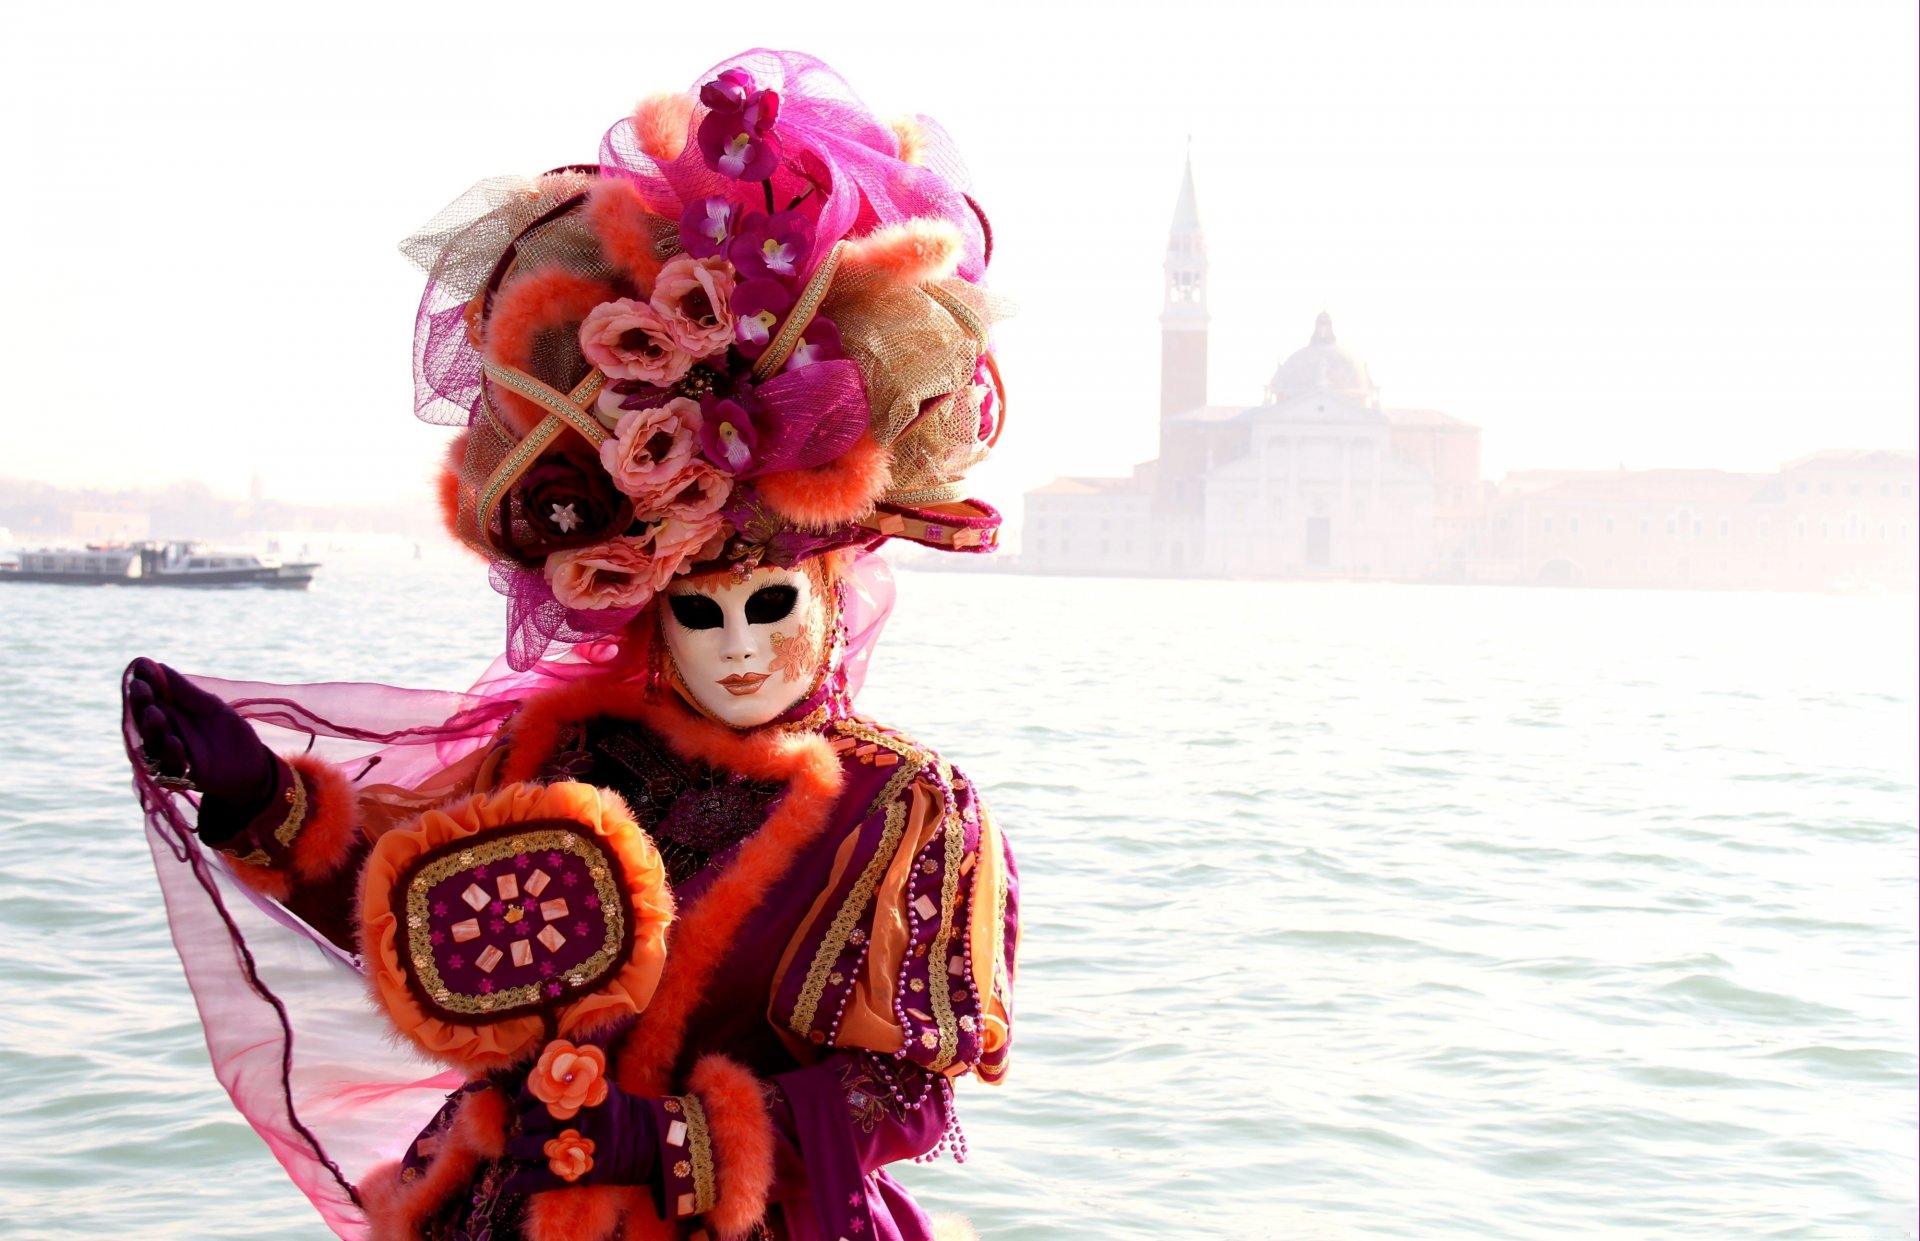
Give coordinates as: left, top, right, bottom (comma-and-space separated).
504, 1071, 659, 1196
126, 657, 280, 838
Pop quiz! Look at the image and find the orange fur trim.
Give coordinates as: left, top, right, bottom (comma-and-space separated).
358, 781, 674, 1073
495, 675, 844, 1098
483, 267, 617, 440
888, 116, 927, 166
689, 1055, 776, 1241
521, 1185, 629, 1241
226, 856, 291, 901
931, 1214, 978, 1241
632, 92, 693, 161
615, 707, 840, 1092
841, 218, 963, 285
283, 753, 358, 883
435, 431, 488, 558
586, 178, 666, 295
361, 1087, 509, 1241
754, 431, 892, 530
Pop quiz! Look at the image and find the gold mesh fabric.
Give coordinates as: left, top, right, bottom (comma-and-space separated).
399, 171, 601, 305
823, 271, 1006, 505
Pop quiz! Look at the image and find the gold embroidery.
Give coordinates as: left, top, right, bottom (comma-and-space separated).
682, 1092, 717, 1215
924, 793, 966, 1072
271, 767, 309, 851
402, 828, 627, 1017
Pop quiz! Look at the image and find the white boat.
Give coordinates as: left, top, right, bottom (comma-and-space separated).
0, 540, 320, 589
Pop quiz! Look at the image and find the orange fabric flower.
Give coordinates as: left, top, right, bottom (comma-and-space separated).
543, 1128, 596, 1183
528, 1040, 611, 1120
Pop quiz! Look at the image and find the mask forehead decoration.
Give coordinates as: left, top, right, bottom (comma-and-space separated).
405, 52, 1011, 672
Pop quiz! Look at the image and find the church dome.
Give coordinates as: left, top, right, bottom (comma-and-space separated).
1265, 312, 1378, 408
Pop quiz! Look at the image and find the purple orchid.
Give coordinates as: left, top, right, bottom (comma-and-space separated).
784, 315, 844, 371
696, 70, 782, 182
678, 196, 742, 259
731, 278, 793, 359
729, 210, 813, 283
699, 392, 762, 475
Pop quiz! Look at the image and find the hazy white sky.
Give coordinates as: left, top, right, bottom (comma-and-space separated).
3, 0, 1914, 509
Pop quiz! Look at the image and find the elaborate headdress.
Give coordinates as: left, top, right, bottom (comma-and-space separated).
403, 50, 1007, 669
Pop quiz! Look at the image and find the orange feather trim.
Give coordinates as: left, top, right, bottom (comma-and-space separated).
483, 267, 617, 440
282, 753, 358, 883
360, 1086, 509, 1241
586, 178, 667, 295
435, 431, 489, 558
888, 116, 927, 167
754, 431, 892, 530
632, 92, 693, 161
840, 218, 963, 286
689, 1054, 776, 1241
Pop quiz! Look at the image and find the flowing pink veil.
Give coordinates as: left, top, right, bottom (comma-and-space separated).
121, 552, 894, 1237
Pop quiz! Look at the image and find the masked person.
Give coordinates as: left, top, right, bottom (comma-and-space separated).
121, 49, 1017, 1241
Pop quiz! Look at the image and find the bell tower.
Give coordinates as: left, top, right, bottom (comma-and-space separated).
1160, 150, 1208, 418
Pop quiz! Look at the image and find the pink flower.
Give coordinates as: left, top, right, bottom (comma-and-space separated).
577, 299, 693, 385
545, 537, 657, 610
543, 1129, 595, 1183
647, 513, 729, 583
650, 256, 735, 359
656, 461, 733, 523
529, 1040, 610, 1121
599, 399, 702, 506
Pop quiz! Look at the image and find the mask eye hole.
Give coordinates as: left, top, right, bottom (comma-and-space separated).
667, 593, 724, 630
744, 584, 798, 625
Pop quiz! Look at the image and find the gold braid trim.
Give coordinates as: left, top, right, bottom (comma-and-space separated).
752, 241, 847, 381
681, 1092, 717, 1214
924, 789, 967, 1072
923, 281, 988, 345
482, 361, 608, 447
271, 766, 309, 851
788, 724, 926, 1038
476, 415, 564, 530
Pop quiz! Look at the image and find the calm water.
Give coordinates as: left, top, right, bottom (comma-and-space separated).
0, 554, 1914, 1239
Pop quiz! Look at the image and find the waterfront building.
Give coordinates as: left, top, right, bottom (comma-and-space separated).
1021, 163, 1917, 593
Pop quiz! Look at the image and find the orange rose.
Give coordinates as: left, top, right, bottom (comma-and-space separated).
543, 1128, 596, 1183
527, 1040, 610, 1120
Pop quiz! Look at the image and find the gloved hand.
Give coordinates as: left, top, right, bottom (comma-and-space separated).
504, 1041, 658, 1195
126, 657, 280, 822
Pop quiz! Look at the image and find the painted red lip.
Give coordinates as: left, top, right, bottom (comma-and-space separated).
717, 673, 770, 696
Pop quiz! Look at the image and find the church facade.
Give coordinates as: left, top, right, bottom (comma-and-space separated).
1023, 161, 1481, 580
1022, 165, 1918, 591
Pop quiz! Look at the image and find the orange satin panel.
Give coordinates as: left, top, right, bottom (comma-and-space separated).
968, 809, 1013, 1064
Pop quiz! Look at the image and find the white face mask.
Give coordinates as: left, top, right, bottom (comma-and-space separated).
661, 564, 827, 728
